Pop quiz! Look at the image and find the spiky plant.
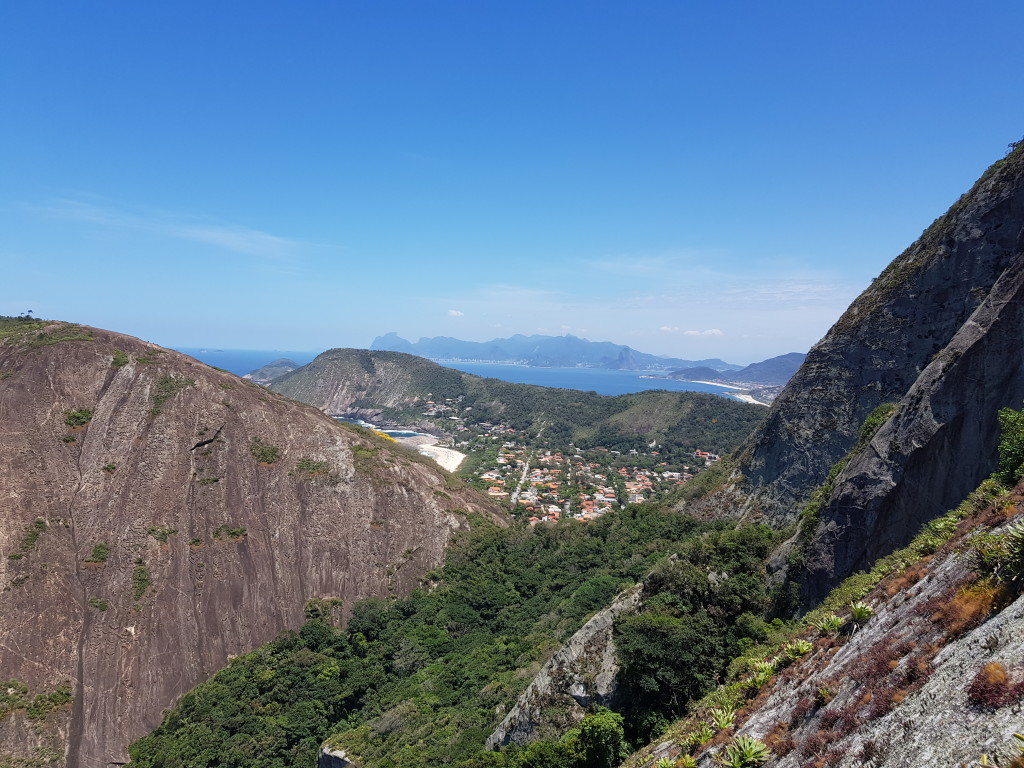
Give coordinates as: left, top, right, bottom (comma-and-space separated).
812, 613, 844, 635
718, 736, 771, 767
688, 722, 715, 746
748, 667, 774, 690
710, 706, 736, 730
784, 638, 813, 661
849, 600, 874, 624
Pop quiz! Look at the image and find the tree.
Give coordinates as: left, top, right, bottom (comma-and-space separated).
576, 708, 628, 768
997, 407, 1024, 485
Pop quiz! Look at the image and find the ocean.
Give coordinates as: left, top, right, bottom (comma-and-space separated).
173, 349, 741, 400
440, 362, 740, 398
174, 348, 319, 376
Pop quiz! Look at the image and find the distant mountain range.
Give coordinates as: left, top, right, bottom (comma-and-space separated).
370, 332, 742, 372
670, 352, 806, 385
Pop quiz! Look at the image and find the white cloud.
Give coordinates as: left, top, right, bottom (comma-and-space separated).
31, 198, 305, 259
683, 328, 724, 336
447, 309, 464, 317
659, 326, 680, 332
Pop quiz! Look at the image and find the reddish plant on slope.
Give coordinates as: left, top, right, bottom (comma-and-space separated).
966, 662, 1024, 709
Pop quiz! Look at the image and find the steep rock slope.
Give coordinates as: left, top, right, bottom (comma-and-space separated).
803, 253, 1024, 603
0, 323, 500, 768
736, 142, 1024, 530
484, 586, 642, 750
627, 488, 1024, 768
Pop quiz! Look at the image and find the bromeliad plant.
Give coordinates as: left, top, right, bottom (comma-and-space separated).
710, 706, 737, 730
717, 736, 771, 767
812, 613, 844, 635
783, 639, 813, 662
849, 600, 874, 626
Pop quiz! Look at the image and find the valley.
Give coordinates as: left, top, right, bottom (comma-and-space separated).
3, 140, 1024, 768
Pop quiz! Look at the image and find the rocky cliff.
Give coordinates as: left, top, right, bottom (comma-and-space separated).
484, 586, 642, 750
0, 322, 501, 768
736, 142, 1024, 532
714, 142, 1024, 605
626, 485, 1024, 768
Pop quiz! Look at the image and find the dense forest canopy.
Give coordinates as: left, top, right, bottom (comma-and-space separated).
128, 503, 778, 768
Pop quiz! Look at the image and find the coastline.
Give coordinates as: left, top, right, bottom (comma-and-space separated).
390, 433, 467, 472
729, 392, 770, 407
686, 379, 743, 391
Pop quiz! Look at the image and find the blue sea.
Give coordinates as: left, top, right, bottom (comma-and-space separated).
174, 348, 319, 376
440, 362, 742, 399
172, 349, 743, 401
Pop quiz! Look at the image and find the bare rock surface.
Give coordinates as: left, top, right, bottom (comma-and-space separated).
0, 324, 502, 767
735, 144, 1024, 532
485, 586, 642, 749
628, 509, 1024, 768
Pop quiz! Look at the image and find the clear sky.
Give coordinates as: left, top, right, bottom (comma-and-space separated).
3, 1, 1023, 364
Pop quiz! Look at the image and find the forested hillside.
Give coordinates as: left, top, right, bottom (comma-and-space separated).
270, 349, 764, 456
128, 502, 778, 768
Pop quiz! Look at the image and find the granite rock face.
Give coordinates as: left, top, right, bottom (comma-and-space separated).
727, 144, 1024, 601
484, 586, 642, 750
737, 144, 1024, 531
0, 325, 501, 767
626, 507, 1024, 768
803, 255, 1024, 604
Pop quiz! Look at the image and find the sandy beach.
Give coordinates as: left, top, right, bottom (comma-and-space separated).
415, 444, 466, 472
730, 392, 770, 406
688, 379, 744, 390
391, 433, 466, 472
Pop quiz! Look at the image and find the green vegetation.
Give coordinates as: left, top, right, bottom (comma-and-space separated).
8, 519, 47, 559
0, 680, 72, 724
0, 316, 93, 349
720, 736, 770, 767
111, 349, 130, 367
294, 457, 331, 476
250, 437, 281, 464
25, 685, 73, 721
212, 525, 247, 541
996, 407, 1024, 485
102, 463, 116, 473
132, 558, 152, 599
129, 500, 775, 768
974, 521, 1024, 587
0, 680, 29, 720
84, 542, 110, 563
273, 350, 763, 459
304, 598, 343, 620
147, 526, 178, 543
350, 445, 378, 471
64, 408, 93, 428
149, 375, 194, 416
88, 597, 109, 611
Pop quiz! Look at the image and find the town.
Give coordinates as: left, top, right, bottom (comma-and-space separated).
418, 397, 721, 524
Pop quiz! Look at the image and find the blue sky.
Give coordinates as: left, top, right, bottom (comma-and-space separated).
3, 2, 1023, 364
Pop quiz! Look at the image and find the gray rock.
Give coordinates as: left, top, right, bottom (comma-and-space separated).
736, 144, 1024, 536
484, 585, 642, 750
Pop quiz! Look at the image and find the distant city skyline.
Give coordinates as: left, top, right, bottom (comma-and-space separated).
3, 2, 1024, 363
